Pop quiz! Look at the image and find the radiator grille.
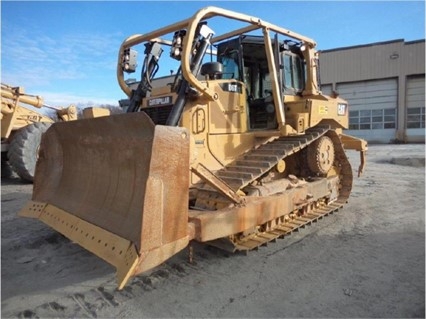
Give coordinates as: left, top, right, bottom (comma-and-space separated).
142, 105, 173, 125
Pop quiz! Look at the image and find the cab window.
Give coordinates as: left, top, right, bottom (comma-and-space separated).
283, 53, 305, 94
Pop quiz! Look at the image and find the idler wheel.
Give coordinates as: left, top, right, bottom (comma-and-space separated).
307, 136, 335, 175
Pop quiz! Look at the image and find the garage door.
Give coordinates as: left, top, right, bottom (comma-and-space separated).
406, 76, 425, 142
337, 78, 398, 143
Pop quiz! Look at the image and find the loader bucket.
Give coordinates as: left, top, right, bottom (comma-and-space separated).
19, 112, 190, 289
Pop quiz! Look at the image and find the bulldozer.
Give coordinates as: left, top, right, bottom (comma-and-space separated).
19, 7, 367, 289
1, 83, 78, 181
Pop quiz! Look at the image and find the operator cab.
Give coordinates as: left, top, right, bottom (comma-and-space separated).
216, 35, 306, 130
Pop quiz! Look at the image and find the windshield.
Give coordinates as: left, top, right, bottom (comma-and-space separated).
219, 51, 240, 80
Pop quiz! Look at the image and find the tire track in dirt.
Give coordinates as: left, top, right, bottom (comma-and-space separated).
12, 244, 228, 318
10, 214, 342, 319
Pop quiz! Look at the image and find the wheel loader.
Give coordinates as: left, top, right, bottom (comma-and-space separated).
19, 7, 367, 289
1, 84, 113, 181
1, 83, 78, 181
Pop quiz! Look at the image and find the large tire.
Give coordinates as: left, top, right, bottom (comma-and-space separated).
8, 122, 52, 182
1, 152, 14, 179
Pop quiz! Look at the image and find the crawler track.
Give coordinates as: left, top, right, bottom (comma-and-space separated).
233, 199, 345, 251
196, 127, 353, 251
216, 126, 331, 192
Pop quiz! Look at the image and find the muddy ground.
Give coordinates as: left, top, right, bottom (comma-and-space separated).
1, 144, 425, 318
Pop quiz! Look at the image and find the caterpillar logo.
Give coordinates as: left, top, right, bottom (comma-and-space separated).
337, 103, 347, 116
26, 115, 40, 121
148, 96, 172, 107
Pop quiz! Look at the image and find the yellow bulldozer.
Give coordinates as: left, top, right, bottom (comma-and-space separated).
20, 7, 367, 289
1, 83, 78, 181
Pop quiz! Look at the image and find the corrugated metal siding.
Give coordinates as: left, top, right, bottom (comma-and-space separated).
402, 42, 426, 76
320, 84, 332, 96
320, 40, 425, 84
320, 41, 403, 83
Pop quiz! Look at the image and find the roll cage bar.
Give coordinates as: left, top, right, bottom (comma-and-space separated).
117, 6, 320, 129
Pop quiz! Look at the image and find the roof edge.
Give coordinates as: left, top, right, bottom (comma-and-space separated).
319, 39, 424, 53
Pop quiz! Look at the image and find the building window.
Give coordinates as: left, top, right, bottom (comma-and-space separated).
349, 109, 396, 130
407, 107, 425, 129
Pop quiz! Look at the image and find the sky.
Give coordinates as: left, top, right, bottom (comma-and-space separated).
1, 1, 425, 107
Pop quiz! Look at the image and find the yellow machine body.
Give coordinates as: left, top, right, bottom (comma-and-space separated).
19, 7, 367, 289
1, 84, 54, 139
1, 83, 79, 181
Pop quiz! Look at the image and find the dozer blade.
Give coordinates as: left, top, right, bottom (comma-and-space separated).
19, 112, 190, 289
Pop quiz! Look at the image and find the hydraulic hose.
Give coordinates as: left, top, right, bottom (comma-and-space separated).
127, 43, 163, 113
166, 32, 213, 126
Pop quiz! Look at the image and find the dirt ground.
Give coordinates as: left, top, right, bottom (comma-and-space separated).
1, 144, 425, 318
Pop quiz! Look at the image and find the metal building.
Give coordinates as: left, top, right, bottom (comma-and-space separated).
129, 39, 424, 143
320, 39, 425, 143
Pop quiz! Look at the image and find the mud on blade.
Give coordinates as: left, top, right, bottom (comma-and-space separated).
19, 112, 190, 289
